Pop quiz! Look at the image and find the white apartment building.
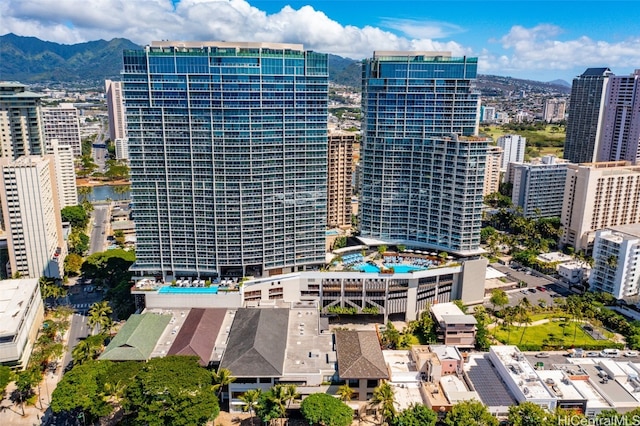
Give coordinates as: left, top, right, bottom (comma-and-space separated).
509, 155, 568, 218
49, 139, 78, 208
561, 161, 640, 252
105, 80, 127, 141
41, 103, 82, 156
114, 137, 129, 161
590, 224, 640, 298
483, 146, 502, 196
497, 134, 526, 171
482, 106, 496, 122
0, 156, 65, 278
0, 278, 44, 367
543, 98, 567, 123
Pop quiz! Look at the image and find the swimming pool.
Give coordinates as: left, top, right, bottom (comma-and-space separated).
354, 264, 426, 273
158, 286, 219, 294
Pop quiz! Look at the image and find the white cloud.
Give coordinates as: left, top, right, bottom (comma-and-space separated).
381, 18, 465, 39
0, 0, 466, 58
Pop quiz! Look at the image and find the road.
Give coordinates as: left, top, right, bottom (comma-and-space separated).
89, 205, 109, 254
61, 314, 89, 371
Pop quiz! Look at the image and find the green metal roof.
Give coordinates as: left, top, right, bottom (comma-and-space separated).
99, 313, 171, 361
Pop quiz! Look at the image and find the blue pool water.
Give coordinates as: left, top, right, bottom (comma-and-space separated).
326, 230, 340, 236
355, 264, 426, 273
159, 286, 219, 294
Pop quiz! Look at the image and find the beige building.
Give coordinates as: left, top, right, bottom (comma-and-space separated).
0, 156, 65, 278
49, 139, 78, 208
483, 146, 502, 196
543, 98, 567, 123
430, 302, 477, 348
561, 161, 640, 252
327, 131, 354, 228
0, 82, 46, 159
41, 103, 82, 156
105, 79, 126, 141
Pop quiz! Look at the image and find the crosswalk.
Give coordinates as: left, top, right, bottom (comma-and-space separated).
73, 303, 91, 310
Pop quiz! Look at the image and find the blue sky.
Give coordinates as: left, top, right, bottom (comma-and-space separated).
3, 0, 640, 81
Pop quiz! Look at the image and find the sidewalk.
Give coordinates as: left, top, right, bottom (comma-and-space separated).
0, 314, 73, 425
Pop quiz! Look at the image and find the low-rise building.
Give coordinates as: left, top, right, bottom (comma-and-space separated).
0, 278, 44, 367
430, 303, 477, 348
489, 346, 557, 410
558, 261, 591, 285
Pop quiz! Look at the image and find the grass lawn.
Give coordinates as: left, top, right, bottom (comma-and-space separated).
492, 319, 615, 350
479, 125, 565, 159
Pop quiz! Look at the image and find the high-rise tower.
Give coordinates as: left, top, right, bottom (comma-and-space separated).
0, 82, 45, 159
41, 103, 82, 157
597, 69, 640, 164
564, 68, 612, 163
123, 42, 328, 279
359, 52, 487, 256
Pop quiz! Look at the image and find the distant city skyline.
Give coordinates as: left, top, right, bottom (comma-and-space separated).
2, 0, 640, 82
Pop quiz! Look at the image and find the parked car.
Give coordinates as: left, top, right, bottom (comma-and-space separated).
529, 288, 537, 293
624, 351, 638, 357
586, 351, 601, 357
521, 290, 528, 294
536, 352, 550, 358
601, 349, 620, 358
536, 286, 547, 292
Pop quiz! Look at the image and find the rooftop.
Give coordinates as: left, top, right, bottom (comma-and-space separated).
430, 345, 462, 362
490, 346, 555, 401
167, 308, 227, 366
431, 303, 477, 326
603, 224, 640, 241
464, 354, 517, 408
440, 375, 480, 404
0, 278, 39, 338
100, 313, 171, 361
219, 308, 289, 377
335, 330, 389, 380
283, 306, 335, 376
536, 370, 585, 401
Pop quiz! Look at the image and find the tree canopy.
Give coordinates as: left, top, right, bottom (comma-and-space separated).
61, 205, 89, 230
508, 402, 553, 426
300, 393, 353, 426
443, 400, 498, 426
124, 356, 219, 426
391, 403, 437, 426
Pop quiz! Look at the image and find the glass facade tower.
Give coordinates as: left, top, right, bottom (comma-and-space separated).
359, 52, 487, 256
122, 42, 328, 278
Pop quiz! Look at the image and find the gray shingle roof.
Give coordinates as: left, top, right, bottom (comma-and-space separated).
219, 308, 289, 377
335, 330, 389, 380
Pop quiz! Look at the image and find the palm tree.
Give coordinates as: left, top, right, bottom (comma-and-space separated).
283, 384, 299, 410
239, 389, 262, 426
370, 382, 395, 425
212, 367, 236, 400
269, 384, 289, 426
72, 334, 105, 364
87, 301, 112, 335
337, 384, 354, 402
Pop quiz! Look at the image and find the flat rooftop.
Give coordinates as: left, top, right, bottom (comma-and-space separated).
580, 364, 639, 406
0, 278, 39, 338
383, 350, 420, 382
283, 306, 335, 377
465, 354, 517, 408
536, 370, 585, 400
389, 382, 424, 411
491, 346, 554, 401
440, 375, 480, 404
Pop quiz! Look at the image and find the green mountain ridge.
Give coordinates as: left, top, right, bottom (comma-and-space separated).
0, 33, 571, 95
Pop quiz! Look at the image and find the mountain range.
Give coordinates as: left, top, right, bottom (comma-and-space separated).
0, 33, 570, 95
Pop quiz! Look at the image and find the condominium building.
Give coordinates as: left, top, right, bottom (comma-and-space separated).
0, 156, 65, 278
430, 302, 477, 348
123, 42, 328, 279
327, 131, 354, 228
114, 137, 129, 161
597, 70, 640, 164
561, 161, 640, 252
0, 82, 45, 159
41, 103, 82, 156
590, 224, 640, 299
509, 155, 568, 218
543, 98, 567, 123
564, 68, 612, 164
49, 139, 78, 208
359, 52, 487, 256
481, 106, 496, 122
496, 134, 526, 171
483, 146, 502, 196
105, 79, 127, 141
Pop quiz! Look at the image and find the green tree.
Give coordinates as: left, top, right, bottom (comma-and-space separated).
0, 366, 13, 399
88, 301, 113, 335
370, 382, 396, 425
381, 321, 401, 349
377, 245, 388, 255
509, 402, 551, 426
211, 367, 235, 399
391, 403, 437, 426
239, 389, 262, 426
443, 400, 498, 426
61, 205, 89, 230
452, 299, 467, 313
256, 386, 287, 425
473, 306, 492, 351
72, 334, 106, 364
300, 393, 353, 426
12, 368, 41, 416
414, 309, 437, 344
124, 356, 219, 426
336, 384, 354, 402
64, 253, 84, 276
68, 230, 90, 255
480, 226, 497, 244
114, 230, 126, 248
490, 289, 509, 313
